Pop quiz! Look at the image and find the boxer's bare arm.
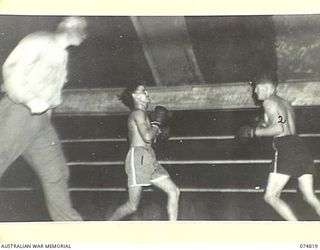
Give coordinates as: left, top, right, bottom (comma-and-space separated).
133, 110, 159, 143
255, 99, 284, 137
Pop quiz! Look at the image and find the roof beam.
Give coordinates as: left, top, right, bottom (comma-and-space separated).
130, 16, 204, 86
54, 81, 320, 114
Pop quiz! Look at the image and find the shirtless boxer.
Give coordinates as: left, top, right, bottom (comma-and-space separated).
107, 85, 180, 221
238, 78, 320, 220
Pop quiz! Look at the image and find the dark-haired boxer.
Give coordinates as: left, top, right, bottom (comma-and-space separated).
238, 78, 320, 221
0, 17, 87, 221
107, 85, 179, 221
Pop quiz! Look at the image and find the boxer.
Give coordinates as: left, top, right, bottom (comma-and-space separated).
107, 85, 180, 221
237, 77, 320, 220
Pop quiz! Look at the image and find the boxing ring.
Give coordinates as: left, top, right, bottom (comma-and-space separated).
0, 82, 320, 221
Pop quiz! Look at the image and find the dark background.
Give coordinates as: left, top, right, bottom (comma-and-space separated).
1, 15, 317, 89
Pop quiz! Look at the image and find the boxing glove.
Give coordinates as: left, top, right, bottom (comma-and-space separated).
157, 126, 171, 141
150, 105, 169, 129
250, 113, 266, 128
236, 125, 256, 144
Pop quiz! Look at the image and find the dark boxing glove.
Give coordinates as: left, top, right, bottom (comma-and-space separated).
150, 105, 169, 129
157, 126, 171, 141
250, 112, 266, 128
236, 125, 256, 144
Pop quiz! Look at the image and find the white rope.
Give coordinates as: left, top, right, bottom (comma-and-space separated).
0, 187, 317, 193
60, 133, 320, 143
67, 159, 320, 166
